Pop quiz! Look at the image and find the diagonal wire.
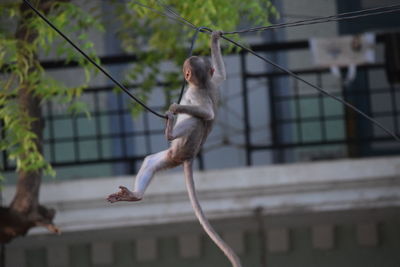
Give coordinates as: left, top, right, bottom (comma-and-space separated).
155, 0, 197, 29
23, 0, 167, 119
220, 35, 400, 141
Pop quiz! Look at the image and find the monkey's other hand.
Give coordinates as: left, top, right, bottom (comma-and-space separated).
168, 103, 180, 114
165, 110, 175, 120
212, 30, 223, 41
107, 186, 142, 203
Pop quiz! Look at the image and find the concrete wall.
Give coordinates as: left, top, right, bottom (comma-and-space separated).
6, 215, 400, 267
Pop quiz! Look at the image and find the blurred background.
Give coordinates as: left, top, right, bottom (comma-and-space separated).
1, 0, 400, 266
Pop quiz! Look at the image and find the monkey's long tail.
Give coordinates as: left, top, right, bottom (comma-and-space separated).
183, 161, 242, 267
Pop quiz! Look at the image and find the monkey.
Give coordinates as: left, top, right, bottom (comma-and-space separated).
107, 31, 242, 267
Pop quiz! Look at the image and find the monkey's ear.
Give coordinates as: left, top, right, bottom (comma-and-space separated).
210, 68, 215, 77
185, 69, 191, 81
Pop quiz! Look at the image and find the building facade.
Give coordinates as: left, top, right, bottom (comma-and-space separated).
2, 0, 400, 266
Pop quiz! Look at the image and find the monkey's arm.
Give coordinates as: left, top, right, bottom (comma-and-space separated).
170, 103, 214, 121
211, 31, 226, 85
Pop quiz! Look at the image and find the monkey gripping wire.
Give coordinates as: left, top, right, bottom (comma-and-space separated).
22, 0, 167, 119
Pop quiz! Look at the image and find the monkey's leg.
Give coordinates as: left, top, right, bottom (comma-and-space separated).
183, 161, 242, 267
133, 150, 177, 197
107, 150, 177, 203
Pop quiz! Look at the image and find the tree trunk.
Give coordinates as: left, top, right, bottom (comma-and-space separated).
10, 90, 43, 214
0, 0, 59, 244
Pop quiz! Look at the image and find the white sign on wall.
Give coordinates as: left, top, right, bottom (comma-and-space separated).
310, 33, 376, 84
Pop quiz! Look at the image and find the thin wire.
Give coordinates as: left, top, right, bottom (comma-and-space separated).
261, 7, 400, 32
24, 0, 181, 120
130, 1, 192, 29
155, 0, 197, 29
224, 3, 400, 34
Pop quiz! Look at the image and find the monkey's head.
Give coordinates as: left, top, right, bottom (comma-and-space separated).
183, 56, 215, 87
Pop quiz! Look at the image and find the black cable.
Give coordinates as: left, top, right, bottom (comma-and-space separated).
220, 35, 400, 141
23, 0, 167, 119
224, 3, 400, 34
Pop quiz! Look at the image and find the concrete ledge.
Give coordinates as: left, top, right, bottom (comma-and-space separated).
3, 156, 400, 235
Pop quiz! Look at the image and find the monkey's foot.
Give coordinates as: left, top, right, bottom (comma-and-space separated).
107, 186, 143, 203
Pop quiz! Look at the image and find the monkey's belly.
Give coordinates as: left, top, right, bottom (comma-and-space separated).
170, 120, 208, 162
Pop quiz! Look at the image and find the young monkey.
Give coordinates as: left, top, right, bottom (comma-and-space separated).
107, 31, 242, 267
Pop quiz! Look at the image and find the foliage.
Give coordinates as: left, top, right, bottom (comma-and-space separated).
0, 0, 102, 177
0, 0, 277, 178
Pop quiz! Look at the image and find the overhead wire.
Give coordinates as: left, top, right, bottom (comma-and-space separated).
224, 3, 400, 34
23, 0, 168, 119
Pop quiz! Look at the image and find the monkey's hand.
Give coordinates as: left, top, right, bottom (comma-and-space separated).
165, 110, 175, 121
169, 103, 180, 114
211, 30, 223, 41
165, 111, 175, 141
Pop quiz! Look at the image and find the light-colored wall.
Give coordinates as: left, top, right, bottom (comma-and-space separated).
6, 217, 400, 267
